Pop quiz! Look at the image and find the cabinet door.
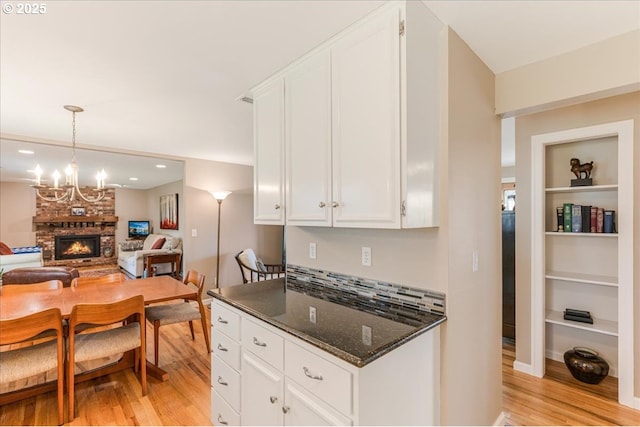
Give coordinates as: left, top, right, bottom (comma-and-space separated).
241, 351, 283, 425
283, 379, 352, 426
285, 50, 333, 227
331, 6, 401, 229
254, 78, 285, 225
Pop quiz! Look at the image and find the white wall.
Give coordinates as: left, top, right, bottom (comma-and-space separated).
114, 187, 148, 243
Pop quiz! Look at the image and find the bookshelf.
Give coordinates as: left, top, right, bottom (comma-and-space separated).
531, 120, 634, 407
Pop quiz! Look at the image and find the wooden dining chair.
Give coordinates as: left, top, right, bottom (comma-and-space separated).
70, 272, 128, 287
144, 270, 210, 366
0, 308, 65, 425
67, 295, 147, 421
0, 279, 63, 294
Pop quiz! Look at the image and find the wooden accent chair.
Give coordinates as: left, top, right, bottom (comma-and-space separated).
0, 307, 65, 425
144, 270, 210, 366
0, 279, 63, 294
67, 295, 147, 421
235, 249, 285, 284
70, 272, 128, 287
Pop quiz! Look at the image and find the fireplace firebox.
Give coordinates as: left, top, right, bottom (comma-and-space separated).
55, 234, 101, 260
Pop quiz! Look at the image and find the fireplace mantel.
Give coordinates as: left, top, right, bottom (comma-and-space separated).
33, 215, 119, 228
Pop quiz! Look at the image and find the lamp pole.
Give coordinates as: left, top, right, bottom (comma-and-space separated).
211, 191, 231, 288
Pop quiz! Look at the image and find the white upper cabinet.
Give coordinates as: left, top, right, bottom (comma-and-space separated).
253, 1, 444, 228
331, 6, 401, 228
254, 79, 285, 225
285, 50, 333, 227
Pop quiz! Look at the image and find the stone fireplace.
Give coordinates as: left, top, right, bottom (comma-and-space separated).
33, 187, 118, 267
55, 234, 101, 260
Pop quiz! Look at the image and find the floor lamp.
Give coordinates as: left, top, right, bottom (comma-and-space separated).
211, 191, 231, 288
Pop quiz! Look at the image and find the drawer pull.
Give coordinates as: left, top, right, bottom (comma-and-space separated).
270, 396, 278, 404
303, 366, 323, 381
217, 343, 228, 352
217, 376, 228, 386
217, 316, 228, 324
217, 415, 228, 425
282, 406, 290, 414
253, 337, 267, 347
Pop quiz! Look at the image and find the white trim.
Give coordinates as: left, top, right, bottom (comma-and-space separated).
634, 396, 640, 410
530, 120, 635, 407
513, 361, 534, 376
492, 411, 506, 426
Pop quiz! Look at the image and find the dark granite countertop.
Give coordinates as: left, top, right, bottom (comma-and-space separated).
207, 278, 445, 367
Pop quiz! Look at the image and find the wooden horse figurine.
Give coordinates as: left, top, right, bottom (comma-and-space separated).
570, 158, 593, 179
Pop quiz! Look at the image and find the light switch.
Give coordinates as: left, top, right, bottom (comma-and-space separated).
191, 229, 197, 237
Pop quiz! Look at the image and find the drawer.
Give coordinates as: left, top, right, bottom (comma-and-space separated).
213, 328, 241, 370
241, 318, 284, 370
211, 300, 241, 341
211, 354, 241, 411
285, 341, 352, 415
211, 388, 240, 426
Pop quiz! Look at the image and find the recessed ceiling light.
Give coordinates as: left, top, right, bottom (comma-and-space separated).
19, 149, 34, 154
156, 164, 166, 168
129, 177, 139, 181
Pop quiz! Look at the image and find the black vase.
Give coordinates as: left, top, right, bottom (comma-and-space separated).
563, 347, 609, 384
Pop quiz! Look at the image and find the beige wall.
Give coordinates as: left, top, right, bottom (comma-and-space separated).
0, 182, 37, 247
183, 158, 282, 291
514, 91, 640, 399
496, 30, 640, 116
287, 28, 502, 426
114, 187, 150, 243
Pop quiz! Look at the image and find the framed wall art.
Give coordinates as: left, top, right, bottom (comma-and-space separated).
159, 193, 179, 230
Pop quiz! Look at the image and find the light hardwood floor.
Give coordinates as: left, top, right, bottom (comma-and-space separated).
2, 317, 639, 425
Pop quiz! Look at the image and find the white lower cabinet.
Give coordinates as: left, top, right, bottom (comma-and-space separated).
211, 299, 440, 426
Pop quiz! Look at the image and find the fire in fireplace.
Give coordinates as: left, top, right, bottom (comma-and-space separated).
55, 235, 101, 260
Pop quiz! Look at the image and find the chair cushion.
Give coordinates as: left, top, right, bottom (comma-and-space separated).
238, 249, 258, 270
72, 322, 141, 363
145, 303, 201, 326
0, 340, 59, 383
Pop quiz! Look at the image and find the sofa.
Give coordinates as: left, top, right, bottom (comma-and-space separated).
117, 233, 182, 278
3, 266, 79, 287
0, 244, 44, 273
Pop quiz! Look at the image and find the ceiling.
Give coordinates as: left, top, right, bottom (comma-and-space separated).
1, 1, 638, 186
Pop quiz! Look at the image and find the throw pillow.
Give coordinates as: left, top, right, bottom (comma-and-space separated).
255, 258, 268, 272
0, 242, 14, 255
151, 237, 166, 250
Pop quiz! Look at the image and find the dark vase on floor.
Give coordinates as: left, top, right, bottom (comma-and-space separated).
563, 347, 609, 384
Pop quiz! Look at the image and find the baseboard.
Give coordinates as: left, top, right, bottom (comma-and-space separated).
492, 411, 506, 426
513, 360, 534, 375
202, 297, 212, 307
635, 396, 640, 410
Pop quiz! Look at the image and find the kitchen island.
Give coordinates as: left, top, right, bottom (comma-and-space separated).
208, 275, 445, 425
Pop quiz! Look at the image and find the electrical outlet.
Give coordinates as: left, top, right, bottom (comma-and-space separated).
309, 306, 317, 324
361, 247, 371, 266
362, 325, 372, 346
191, 228, 197, 237
309, 242, 317, 259
472, 249, 479, 272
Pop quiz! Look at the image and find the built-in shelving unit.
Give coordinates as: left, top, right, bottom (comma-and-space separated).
530, 120, 634, 408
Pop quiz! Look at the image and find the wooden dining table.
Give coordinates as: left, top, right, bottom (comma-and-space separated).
0, 275, 197, 404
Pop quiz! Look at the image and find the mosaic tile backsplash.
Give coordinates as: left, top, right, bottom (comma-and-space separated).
286, 265, 446, 319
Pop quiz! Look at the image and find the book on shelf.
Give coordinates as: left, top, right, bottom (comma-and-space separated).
604, 210, 615, 233
597, 208, 604, 232
590, 206, 597, 233
556, 207, 564, 232
581, 205, 591, 233
571, 204, 582, 233
563, 203, 573, 232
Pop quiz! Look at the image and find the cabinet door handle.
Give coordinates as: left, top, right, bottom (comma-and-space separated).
331, 201, 339, 208
274, 204, 281, 210
217, 415, 228, 425
303, 366, 323, 381
217, 376, 228, 386
253, 337, 267, 347
217, 316, 228, 324
282, 406, 290, 414
318, 202, 326, 208
270, 396, 278, 404
217, 343, 228, 352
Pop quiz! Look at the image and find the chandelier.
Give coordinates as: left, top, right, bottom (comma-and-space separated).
32, 105, 107, 203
